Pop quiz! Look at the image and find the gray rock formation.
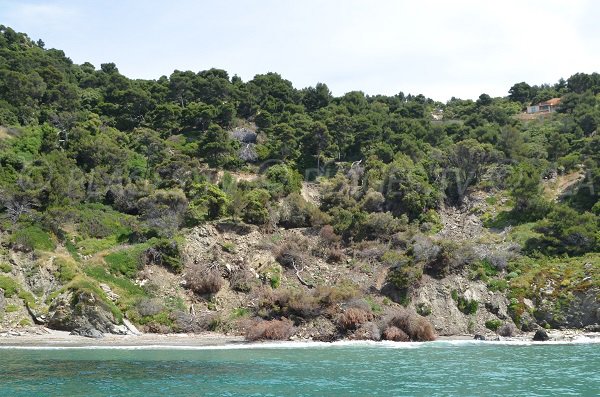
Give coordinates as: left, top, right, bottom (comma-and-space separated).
47, 291, 120, 334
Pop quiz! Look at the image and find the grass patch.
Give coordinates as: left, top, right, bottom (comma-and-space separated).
54, 258, 79, 283
0, 262, 12, 273
104, 244, 149, 278
0, 275, 19, 297
10, 225, 56, 252
84, 266, 147, 300
5, 304, 19, 313
77, 235, 120, 256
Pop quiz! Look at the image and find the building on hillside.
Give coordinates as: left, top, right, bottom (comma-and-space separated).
526, 98, 561, 114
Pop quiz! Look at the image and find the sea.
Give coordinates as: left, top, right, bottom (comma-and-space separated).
1, 339, 599, 397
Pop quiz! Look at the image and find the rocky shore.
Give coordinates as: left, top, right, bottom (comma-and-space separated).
1, 326, 599, 348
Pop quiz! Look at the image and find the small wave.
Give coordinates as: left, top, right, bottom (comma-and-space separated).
1, 336, 599, 350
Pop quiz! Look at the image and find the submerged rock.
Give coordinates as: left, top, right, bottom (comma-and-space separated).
533, 329, 549, 341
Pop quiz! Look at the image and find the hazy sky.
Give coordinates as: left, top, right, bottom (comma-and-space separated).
1, 0, 599, 101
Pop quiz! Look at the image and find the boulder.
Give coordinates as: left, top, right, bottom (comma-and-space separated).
533, 329, 549, 341
473, 334, 486, 341
70, 326, 104, 339
47, 291, 120, 334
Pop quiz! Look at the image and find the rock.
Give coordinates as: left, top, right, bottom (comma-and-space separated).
47, 291, 120, 334
583, 324, 600, 333
70, 327, 104, 339
123, 319, 143, 335
0, 289, 5, 313
519, 311, 538, 332
533, 329, 549, 341
473, 334, 486, 340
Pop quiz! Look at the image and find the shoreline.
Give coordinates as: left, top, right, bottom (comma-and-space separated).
1, 327, 599, 348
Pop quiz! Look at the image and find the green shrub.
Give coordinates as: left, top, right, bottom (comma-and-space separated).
485, 319, 503, 331
55, 258, 79, 282
5, 304, 19, 313
0, 263, 12, 273
10, 226, 55, 252
451, 289, 478, 314
105, 245, 148, 277
264, 164, 302, 197
487, 278, 509, 292
77, 235, 120, 256
0, 275, 19, 297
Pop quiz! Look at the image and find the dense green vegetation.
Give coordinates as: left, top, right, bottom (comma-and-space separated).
0, 26, 598, 332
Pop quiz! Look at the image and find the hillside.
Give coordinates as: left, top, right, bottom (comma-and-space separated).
0, 26, 599, 341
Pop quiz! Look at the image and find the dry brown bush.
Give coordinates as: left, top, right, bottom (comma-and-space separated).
245, 318, 295, 341
327, 247, 345, 263
338, 307, 373, 331
228, 266, 256, 292
185, 265, 224, 295
383, 326, 410, 342
387, 311, 436, 341
319, 225, 341, 245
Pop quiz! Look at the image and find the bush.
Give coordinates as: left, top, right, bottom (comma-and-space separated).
383, 326, 410, 342
0, 275, 19, 297
0, 262, 12, 273
387, 311, 436, 341
54, 258, 78, 283
319, 225, 341, 245
105, 245, 147, 277
185, 266, 224, 295
338, 307, 373, 331
278, 193, 327, 228
142, 239, 183, 273
245, 318, 295, 341
485, 319, 503, 331
10, 225, 55, 252
228, 266, 256, 293
452, 291, 479, 315
264, 164, 302, 197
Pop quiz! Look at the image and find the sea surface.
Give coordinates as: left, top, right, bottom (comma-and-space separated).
1, 340, 599, 397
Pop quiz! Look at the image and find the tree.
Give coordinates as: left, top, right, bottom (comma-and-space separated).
508, 82, 532, 104
198, 124, 239, 168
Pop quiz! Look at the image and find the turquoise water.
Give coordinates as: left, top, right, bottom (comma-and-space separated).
1, 341, 599, 397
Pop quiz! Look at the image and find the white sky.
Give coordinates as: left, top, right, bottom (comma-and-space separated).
1, 0, 599, 101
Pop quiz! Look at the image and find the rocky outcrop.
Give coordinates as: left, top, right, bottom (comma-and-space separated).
47, 291, 123, 335
0, 289, 5, 313
403, 274, 516, 336
533, 288, 600, 328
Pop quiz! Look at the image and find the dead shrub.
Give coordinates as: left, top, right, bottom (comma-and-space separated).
274, 236, 310, 269
383, 326, 410, 342
319, 225, 341, 245
185, 265, 224, 295
327, 247, 345, 263
315, 281, 359, 305
498, 323, 517, 337
245, 318, 295, 341
338, 307, 373, 331
387, 311, 436, 341
229, 266, 256, 292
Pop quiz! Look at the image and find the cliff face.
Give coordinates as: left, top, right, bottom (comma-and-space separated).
1, 189, 598, 339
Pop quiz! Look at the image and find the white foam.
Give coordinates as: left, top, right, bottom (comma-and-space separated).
1, 337, 599, 350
